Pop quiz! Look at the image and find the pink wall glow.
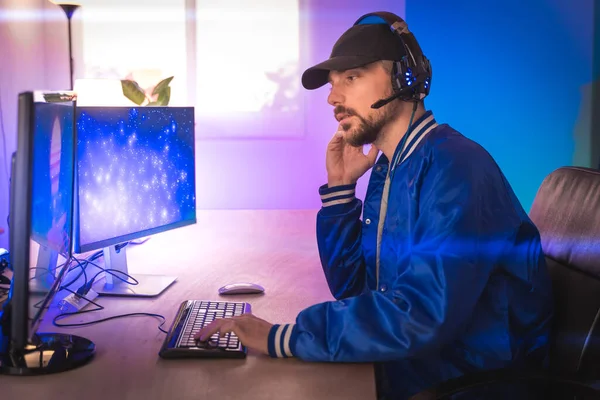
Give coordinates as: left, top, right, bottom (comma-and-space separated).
0, 0, 72, 249
194, 0, 406, 210
0, 0, 406, 249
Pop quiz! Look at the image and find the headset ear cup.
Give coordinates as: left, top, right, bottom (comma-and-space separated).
392, 59, 415, 101
392, 61, 403, 92
422, 57, 432, 95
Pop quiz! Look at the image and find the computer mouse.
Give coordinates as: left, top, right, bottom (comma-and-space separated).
218, 282, 265, 295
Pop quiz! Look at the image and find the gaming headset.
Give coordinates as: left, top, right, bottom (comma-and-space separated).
354, 12, 432, 108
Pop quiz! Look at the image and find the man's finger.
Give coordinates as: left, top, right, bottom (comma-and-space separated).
343, 142, 361, 153
216, 321, 237, 338
194, 319, 225, 340
366, 145, 379, 165
328, 131, 344, 146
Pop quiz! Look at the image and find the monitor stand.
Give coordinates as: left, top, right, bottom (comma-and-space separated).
0, 333, 95, 376
28, 246, 58, 294
1, 294, 95, 375
93, 244, 176, 297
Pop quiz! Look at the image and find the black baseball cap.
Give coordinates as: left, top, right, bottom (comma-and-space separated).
301, 23, 407, 90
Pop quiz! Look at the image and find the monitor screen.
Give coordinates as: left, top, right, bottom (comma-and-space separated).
30, 101, 76, 257
74, 107, 196, 253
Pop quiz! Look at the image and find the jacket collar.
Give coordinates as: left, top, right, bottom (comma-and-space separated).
376, 110, 438, 168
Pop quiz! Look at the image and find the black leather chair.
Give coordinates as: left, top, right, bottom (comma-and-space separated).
412, 167, 600, 399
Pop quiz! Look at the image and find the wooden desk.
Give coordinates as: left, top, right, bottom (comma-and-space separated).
2, 210, 376, 400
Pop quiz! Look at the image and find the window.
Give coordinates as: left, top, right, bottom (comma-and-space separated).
79, 0, 188, 105
78, 0, 304, 139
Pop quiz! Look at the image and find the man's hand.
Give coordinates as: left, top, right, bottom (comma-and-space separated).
193, 313, 273, 355
326, 127, 379, 187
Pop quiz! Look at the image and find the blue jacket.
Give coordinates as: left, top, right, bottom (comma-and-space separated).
267, 111, 553, 399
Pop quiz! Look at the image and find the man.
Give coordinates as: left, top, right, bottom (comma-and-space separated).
195, 12, 553, 399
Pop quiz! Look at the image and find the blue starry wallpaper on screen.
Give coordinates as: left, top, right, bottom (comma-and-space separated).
75, 107, 196, 248
31, 102, 75, 257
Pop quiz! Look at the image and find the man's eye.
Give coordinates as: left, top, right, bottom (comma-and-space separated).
347, 75, 357, 82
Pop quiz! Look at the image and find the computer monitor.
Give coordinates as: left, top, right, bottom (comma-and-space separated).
28, 94, 77, 293
73, 106, 196, 297
0, 91, 94, 376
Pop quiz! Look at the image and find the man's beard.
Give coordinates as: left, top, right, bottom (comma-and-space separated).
336, 100, 401, 147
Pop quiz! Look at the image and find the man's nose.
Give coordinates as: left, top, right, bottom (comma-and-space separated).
327, 85, 344, 107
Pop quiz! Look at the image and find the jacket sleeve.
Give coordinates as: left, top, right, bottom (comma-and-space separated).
315, 182, 367, 300
268, 151, 517, 361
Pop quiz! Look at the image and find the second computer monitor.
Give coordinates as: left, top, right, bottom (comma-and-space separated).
29, 93, 77, 293
74, 106, 196, 296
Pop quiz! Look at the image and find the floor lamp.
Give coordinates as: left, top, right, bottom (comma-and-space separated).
49, 1, 81, 90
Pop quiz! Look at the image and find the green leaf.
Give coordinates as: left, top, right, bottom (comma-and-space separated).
147, 101, 160, 106
155, 86, 171, 106
152, 76, 174, 96
121, 79, 146, 105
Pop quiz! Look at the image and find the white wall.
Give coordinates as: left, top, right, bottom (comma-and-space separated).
0, 0, 71, 249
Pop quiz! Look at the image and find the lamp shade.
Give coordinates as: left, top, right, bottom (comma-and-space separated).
48, 1, 81, 5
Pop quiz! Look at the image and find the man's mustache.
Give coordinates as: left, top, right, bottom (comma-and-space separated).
334, 106, 358, 122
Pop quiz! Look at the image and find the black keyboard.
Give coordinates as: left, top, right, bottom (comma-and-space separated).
159, 300, 251, 359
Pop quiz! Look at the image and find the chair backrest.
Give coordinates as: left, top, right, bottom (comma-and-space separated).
529, 166, 600, 379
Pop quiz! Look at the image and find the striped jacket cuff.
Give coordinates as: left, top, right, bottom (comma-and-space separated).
318, 183, 356, 208
268, 324, 298, 358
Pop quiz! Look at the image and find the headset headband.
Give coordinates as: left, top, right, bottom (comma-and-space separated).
354, 12, 432, 102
